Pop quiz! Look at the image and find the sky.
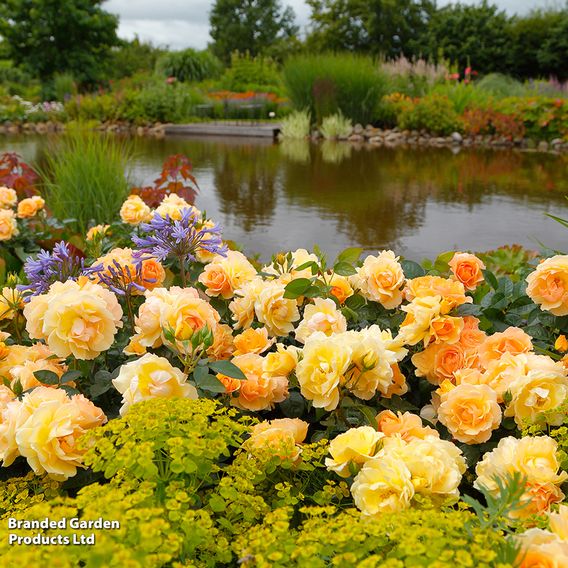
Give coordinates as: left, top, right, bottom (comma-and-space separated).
104, 0, 562, 50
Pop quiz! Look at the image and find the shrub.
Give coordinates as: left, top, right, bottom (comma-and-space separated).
220, 52, 283, 94
432, 82, 492, 114
397, 94, 461, 135
320, 113, 353, 139
40, 131, 134, 232
279, 110, 311, 139
156, 48, 223, 83
283, 54, 389, 124
476, 73, 526, 99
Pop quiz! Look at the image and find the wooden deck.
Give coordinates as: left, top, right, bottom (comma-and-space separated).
164, 123, 281, 139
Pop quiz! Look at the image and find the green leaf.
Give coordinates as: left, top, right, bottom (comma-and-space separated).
193, 365, 209, 383
195, 373, 227, 393
283, 278, 313, 299
337, 247, 363, 264
294, 260, 318, 272
60, 385, 80, 397
60, 370, 82, 384
400, 260, 426, 279
33, 370, 60, 386
303, 285, 324, 298
483, 269, 499, 290
332, 261, 357, 276
345, 294, 366, 310
279, 390, 306, 418
208, 360, 246, 380
209, 494, 226, 513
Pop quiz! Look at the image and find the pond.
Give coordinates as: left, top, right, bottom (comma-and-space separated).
1, 134, 568, 261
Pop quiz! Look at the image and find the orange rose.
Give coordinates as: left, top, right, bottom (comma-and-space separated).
17, 196, 45, 219
139, 258, 166, 291
413, 342, 478, 385
233, 327, 274, 356
383, 363, 408, 398
429, 315, 464, 344
526, 255, 568, 316
478, 326, 533, 369
458, 316, 486, 348
448, 252, 485, 291
376, 410, 438, 441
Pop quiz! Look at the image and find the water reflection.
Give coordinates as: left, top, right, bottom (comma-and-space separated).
1, 134, 567, 261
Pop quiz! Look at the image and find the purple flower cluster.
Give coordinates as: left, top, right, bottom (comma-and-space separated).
132, 208, 226, 265
19, 241, 91, 298
85, 258, 152, 297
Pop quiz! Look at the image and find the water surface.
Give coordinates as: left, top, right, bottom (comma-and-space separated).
1, 134, 567, 261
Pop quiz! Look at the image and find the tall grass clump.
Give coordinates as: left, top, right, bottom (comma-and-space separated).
41, 131, 133, 232
382, 56, 448, 98
283, 54, 388, 125
432, 82, 493, 114
156, 48, 223, 83
475, 73, 525, 99
279, 110, 311, 139
320, 112, 353, 139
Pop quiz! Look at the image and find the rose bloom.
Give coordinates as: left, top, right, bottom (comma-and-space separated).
229, 277, 264, 330
413, 341, 478, 385
86, 224, 110, 241
383, 363, 409, 398
482, 352, 527, 402
296, 332, 352, 411
448, 252, 485, 291
504, 354, 568, 427
206, 322, 235, 361
262, 248, 319, 279
17, 195, 45, 219
119, 195, 153, 225
247, 418, 308, 461
9, 348, 68, 391
262, 343, 298, 377
438, 383, 501, 444
233, 327, 274, 356
295, 298, 347, 344
527, 255, 568, 316
404, 275, 470, 313
0, 186, 17, 208
326, 426, 384, 478
96, 247, 166, 292
376, 410, 438, 442
24, 278, 123, 360
475, 436, 568, 517
0, 287, 23, 321
478, 326, 533, 368
458, 315, 486, 349
396, 295, 443, 347
225, 353, 288, 411
516, 528, 568, 568
198, 250, 257, 299
350, 250, 405, 309
428, 315, 464, 345
382, 435, 466, 502
113, 353, 197, 415
343, 326, 406, 399
254, 280, 300, 337
351, 453, 415, 515
0, 208, 18, 241
550, 504, 568, 541
328, 273, 353, 304
556, 335, 568, 353
14, 388, 106, 480
195, 219, 222, 263
155, 193, 199, 220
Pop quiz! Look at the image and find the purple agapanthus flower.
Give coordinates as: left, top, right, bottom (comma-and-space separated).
19, 241, 92, 298
84, 259, 152, 297
132, 208, 226, 265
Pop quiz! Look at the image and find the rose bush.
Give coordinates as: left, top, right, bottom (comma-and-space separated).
1, 152, 568, 565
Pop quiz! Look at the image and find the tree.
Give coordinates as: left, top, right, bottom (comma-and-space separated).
425, 1, 513, 74
0, 0, 120, 86
209, 0, 298, 63
536, 11, 568, 81
306, 0, 435, 59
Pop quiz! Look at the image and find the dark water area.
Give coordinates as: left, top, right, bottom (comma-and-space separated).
1, 134, 568, 261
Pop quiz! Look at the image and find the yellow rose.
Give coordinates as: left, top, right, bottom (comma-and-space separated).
16, 195, 45, 219
328, 273, 353, 304
14, 387, 106, 480
229, 277, 264, 330
448, 252, 485, 291
516, 528, 568, 567
527, 255, 568, 316
325, 426, 384, 478
247, 418, 308, 461
296, 333, 351, 411
9, 349, 67, 391
198, 250, 257, 299
504, 354, 568, 426
119, 195, 153, 225
549, 505, 568, 541
262, 248, 319, 279
206, 322, 235, 361
24, 278, 123, 360
0, 208, 18, 241
155, 193, 199, 221
0, 186, 17, 209
350, 250, 405, 309
295, 298, 347, 344
351, 453, 415, 515
112, 353, 197, 415
437, 383, 501, 444
396, 295, 443, 347
224, 353, 288, 411
0, 287, 23, 321
475, 436, 567, 517
428, 315, 464, 345
262, 343, 298, 377
86, 224, 110, 241
478, 326, 533, 368
482, 352, 527, 403
233, 327, 274, 356
404, 275, 470, 313
254, 280, 300, 337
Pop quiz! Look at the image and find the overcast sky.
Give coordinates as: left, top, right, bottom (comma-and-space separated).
104, 0, 563, 50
